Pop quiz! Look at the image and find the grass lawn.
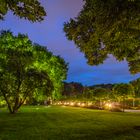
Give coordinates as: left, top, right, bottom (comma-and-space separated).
0, 106, 140, 140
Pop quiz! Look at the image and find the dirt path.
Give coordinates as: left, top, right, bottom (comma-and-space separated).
125, 109, 140, 113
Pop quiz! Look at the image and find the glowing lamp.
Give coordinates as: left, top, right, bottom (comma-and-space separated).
81, 103, 85, 107
106, 103, 109, 106
70, 102, 74, 106
77, 103, 81, 106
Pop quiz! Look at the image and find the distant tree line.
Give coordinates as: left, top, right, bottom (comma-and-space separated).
61, 79, 140, 111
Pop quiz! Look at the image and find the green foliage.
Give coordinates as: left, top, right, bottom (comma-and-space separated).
64, 0, 140, 73
113, 83, 134, 98
63, 82, 84, 96
0, 31, 68, 113
93, 88, 111, 100
61, 83, 112, 107
33, 45, 68, 100
0, 97, 6, 107
0, 0, 46, 22
61, 81, 140, 109
131, 78, 140, 97
113, 83, 134, 111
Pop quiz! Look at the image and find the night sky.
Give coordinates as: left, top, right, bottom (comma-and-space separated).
0, 0, 140, 85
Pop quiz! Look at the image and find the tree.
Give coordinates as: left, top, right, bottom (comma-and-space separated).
93, 87, 111, 108
62, 82, 84, 96
0, 0, 46, 22
0, 31, 67, 113
113, 83, 134, 112
33, 45, 68, 100
64, 0, 140, 73
131, 78, 140, 98
130, 78, 140, 107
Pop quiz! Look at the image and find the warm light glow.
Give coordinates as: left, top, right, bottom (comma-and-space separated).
70, 102, 74, 106
67, 102, 69, 105
77, 102, 81, 106
105, 103, 112, 108
106, 103, 109, 106
81, 103, 85, 107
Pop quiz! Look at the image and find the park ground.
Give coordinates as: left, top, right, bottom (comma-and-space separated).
0, 106, 140, 140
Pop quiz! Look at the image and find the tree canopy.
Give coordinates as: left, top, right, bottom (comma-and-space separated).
0, 31, 68, 113
113, 83, 134, 98
0, 0, 46, 22
33, 45, 68, 100
64, 0, 140, 74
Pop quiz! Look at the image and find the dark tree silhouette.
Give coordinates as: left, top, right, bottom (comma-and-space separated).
64, 0, 140, 73
0, 0, 46, 22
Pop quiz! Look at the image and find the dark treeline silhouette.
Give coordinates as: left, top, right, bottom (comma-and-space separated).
62, 82, 114, 96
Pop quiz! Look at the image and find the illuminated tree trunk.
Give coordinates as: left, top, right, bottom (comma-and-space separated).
122, 96, 125, 112
132, 98, 135, 107
3, 93, 12, 114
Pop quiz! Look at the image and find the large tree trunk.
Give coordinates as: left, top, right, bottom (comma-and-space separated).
11, 96, 27, 114
11, 109, 18, 114
2, 92, 13, 113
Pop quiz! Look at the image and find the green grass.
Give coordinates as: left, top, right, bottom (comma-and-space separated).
0, 106, 140, 140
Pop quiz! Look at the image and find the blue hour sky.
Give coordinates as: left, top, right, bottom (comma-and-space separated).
0, 0, 140, 85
